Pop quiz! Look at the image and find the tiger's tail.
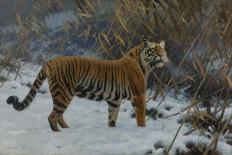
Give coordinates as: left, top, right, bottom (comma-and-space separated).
7, 66, 47, 111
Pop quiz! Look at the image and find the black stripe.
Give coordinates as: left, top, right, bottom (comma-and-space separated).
131, 102, 137, 107
75, 85, 81, 92
78, 59, 85, 81
50, 83, 62, 93
52, 90, 70, 103
55, 61, 61, 82
85, 65, 100, 94
84, 79, 95, 92
53, 107, 64, 115
96, 94, 104, 101
30, 89, 36, 97
95, 78, 102, 93
106, 67, 115, 101
76, 85, 87, 98
22, 101, 29, 107
128, 87, 131, 99
69, 59, 76, 89
27, 95, 33, 102
94, 67, 105, 94
33, 81, 40, 89
80, 61, 91, 84
63, 61, 70, 87
121, 65, 127, 99
91, 65, 101, 92
54, 99, 67, 109
63, 74, 71, 94
107, 101, 119, 108
51, 84, 70, 101
122, 89, 127, 99
113, 66, 120, 101
62, 65, 73, 96
94, 80, 101, 93
88, 93, 95, 100
102, 64, 108, 97
37, 79, 42, 85
76, 91, 87, 98
113, 86, 120, 101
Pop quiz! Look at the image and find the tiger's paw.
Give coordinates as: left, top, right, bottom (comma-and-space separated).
108, 120, 116, 127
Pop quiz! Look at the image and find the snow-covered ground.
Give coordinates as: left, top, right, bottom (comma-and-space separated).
0, 64, 231, 155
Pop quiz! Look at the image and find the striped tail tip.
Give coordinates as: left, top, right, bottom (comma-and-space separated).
7, 96, 19, 105
7, 96, 25, 111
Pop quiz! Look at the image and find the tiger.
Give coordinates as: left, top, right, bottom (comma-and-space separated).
7, 39, 170, 132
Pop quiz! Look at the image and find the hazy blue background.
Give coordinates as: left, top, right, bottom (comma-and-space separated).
0, 0, 76, 26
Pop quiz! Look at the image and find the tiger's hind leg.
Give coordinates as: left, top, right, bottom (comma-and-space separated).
48, 110, 60, 131
48, 98, 71, 131
58, 115, 69, 128
48, 81, 73, 131
107, 101, 121, 127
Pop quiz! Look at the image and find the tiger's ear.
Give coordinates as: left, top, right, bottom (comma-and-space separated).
160, 40, 165, 48
142, 38, 149, 47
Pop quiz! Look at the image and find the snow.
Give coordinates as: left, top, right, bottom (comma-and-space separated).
44, 11, 76, 30
0, 64, 231, 155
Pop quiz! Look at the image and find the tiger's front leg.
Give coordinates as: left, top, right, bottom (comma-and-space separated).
107, 101, 121, 127
132, 95, 146, 127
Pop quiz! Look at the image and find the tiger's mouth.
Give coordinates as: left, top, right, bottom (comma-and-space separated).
149, 57, 170, 68
149, 59, 163, 67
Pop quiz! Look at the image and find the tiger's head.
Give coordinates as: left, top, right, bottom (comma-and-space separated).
140, 39, 170, 69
